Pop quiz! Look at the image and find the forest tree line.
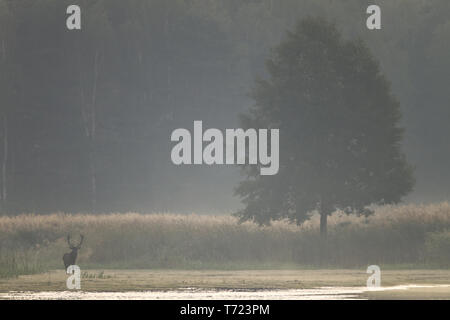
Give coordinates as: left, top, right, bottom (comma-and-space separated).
0, 0, 449, 214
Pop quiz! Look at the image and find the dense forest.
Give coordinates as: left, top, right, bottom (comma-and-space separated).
0, 0, 449, 214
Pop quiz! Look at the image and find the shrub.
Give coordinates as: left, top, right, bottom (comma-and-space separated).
424, 230, 450, 267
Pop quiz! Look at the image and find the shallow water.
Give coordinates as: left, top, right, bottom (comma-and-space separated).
1, 285, 448, 300
0, 287, 364, 300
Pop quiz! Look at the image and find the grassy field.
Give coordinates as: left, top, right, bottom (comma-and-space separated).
0, 203, 449, 278
0, 269, 448, 299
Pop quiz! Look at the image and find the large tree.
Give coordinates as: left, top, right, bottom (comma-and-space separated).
235, 17, 415, 237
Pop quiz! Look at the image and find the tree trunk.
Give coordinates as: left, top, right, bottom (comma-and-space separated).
1, 40, 7, 212
319, 200, 334, 238
319, 205, 331, 265
1, 115, 7, 212
89, 145, 96, 213
79, 50, 100, 213
89, 51, 99, 213
320, 211, 327, 238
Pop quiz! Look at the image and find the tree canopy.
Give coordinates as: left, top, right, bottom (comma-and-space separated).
235, 17, 415, 235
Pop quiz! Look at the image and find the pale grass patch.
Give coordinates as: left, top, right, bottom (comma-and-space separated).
0, 203, 449, 275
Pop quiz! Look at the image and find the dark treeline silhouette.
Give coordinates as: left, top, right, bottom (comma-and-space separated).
0, 0, 239, 213
0, 0, 449, 214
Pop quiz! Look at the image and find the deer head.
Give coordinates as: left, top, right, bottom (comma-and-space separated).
67, 234, 84, 250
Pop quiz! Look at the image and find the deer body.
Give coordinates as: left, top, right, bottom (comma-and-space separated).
63, 248, 79, 270
63, 234, 84, 271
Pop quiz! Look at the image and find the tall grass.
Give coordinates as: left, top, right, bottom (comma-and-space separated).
0, 250, 43, 278
0, 203, 449, 276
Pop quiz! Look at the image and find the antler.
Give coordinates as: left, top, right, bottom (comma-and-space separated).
67, 234, 75, 249
77, 234, 84, 249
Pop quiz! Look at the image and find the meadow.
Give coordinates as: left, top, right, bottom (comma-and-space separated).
0, 203, 449, 278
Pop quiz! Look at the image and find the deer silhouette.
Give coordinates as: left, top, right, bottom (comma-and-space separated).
63, 234, 84, 271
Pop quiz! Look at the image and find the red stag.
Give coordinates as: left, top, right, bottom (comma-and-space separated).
63, 234, 84, 270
